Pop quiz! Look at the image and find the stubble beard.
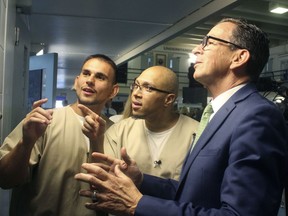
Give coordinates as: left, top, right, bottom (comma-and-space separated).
77, 96, 99, 106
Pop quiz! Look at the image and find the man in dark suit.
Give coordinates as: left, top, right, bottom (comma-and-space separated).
75, 18, 288, 216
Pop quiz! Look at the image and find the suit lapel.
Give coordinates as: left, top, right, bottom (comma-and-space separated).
176, 83, 258, 195
178, 102, 235, 183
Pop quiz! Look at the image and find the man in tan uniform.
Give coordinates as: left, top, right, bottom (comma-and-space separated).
82, 66, 198, 180
0, 54, 119, 216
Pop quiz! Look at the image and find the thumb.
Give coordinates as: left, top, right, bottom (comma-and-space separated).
120, 147, 132, 166
114, 164, 127, 179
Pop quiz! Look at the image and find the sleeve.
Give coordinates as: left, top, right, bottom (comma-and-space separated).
140, 174, 178, 199
0, 121, 24, 159
136, 174, 197, 216
0, 121, 43, 182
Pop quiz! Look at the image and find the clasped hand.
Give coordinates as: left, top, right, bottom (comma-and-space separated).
75, 148, 143, 215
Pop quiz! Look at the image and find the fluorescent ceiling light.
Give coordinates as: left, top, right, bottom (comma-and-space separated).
270, 7, 288, 14
269, 2, 288, 14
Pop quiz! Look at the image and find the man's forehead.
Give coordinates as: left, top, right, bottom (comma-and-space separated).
209, 22, 235, 37
83, 58, 111, 68
137, 71, 157, 83
82, 61, 113, 75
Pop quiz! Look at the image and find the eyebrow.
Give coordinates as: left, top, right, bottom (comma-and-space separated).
82, 70, 105, 75
82, 70, 109, 78
135, 79, 153, 86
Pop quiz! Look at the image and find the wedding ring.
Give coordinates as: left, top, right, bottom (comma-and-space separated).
91, 190, 98, 202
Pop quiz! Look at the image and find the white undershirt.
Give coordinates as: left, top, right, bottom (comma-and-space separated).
145, 122, 177, 167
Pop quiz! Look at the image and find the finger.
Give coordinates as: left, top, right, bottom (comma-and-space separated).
79, 189, 100, 204
83, 115, 102, 131
91, 152, 115, 164
82, 117, 96, 131
93, 163, 111, 172
79, 104, 106, 126
114, 164, 127, 178
120, 147, 132, 167
84, 162, 113, 173
95, 116, 106, 129
84, 115, 96, 125
24, 111, 53, 125
75, 173, 100, 187
28, 108, 53, 122
32, 98, 48, 109
85, 202, 101, 211
85, 113, 106, 129
79, 189, 93, 199
78, 104, 96, 116
91, 152, 127, 169
75, 173, 108, 196
25, 116, 51, 126
80, 163, 109, 181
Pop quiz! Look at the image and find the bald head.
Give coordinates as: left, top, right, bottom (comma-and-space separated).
139, 66, 178, 96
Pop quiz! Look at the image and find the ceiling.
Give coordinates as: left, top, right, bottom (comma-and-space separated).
16, 0, 288, 89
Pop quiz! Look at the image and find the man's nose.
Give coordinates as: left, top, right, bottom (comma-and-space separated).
192, 43, 202, 55
86, 75, 95, 83
132, 87, 142, 96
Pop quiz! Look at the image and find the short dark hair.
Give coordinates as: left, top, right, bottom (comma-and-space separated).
82, 54, 118, 84
219, 18, 270, 81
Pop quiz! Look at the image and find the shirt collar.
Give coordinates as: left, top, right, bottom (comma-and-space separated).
210, 83, 247, 118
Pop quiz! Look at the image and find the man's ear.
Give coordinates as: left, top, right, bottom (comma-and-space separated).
72, 76, 80, 90
164, 94, 176, 107
231, 49, 250, 69
109, 84, 120, 100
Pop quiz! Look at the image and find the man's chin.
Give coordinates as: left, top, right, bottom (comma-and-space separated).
131, 114, 145, 119
78, 100, 98, 106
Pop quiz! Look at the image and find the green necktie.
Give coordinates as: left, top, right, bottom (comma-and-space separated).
192, 103, 214, 148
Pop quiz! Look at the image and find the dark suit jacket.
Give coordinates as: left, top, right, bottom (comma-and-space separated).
136, 83, 288, 216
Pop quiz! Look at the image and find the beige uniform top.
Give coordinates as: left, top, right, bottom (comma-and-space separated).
0, 106, 111, 216
104, 114, 199, 180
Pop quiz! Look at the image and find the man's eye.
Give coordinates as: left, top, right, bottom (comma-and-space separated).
96, 74, 106, 80
82, 71, 90, 76
143, 85, 151, 91
207, 41, 214, 46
